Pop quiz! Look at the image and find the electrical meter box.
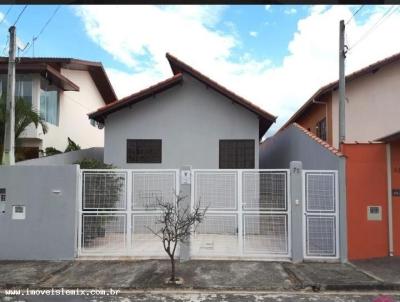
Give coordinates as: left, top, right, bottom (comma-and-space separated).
12, 205, 26, 220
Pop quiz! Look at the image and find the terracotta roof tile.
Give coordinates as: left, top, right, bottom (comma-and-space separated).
89, 53, 277, 138
292, 123, 344, 157
282, 51, 400, 130
88, 73, 183, 122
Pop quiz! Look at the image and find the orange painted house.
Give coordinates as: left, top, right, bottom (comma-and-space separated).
280, 52, 400, 260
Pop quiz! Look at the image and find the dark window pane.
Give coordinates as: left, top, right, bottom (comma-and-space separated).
219, 140, 255, 169
316, 118, 327, 141
127, 139, 162, 163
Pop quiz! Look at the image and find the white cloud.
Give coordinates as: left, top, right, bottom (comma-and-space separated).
284, 8, 297, 15
265, 5, 271, 11
76, 5, 400, 136
249, 31, 258, 37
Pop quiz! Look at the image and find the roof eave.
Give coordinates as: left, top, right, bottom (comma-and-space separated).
88, 73, 183, 123
166, 53, 277, 128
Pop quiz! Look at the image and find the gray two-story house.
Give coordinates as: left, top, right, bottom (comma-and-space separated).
88, 53, 276, 169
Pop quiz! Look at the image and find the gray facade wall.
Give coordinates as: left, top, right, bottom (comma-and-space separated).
16, 148, 104, 166
260, 125, 347, 262
260, 125, 341, 170
104, 74, 260, 169
0, 165, 79, 260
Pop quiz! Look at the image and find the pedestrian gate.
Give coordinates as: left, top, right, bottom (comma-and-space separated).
78, 168, 339, 260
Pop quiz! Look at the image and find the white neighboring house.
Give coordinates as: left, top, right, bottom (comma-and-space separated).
0, 57, 116, 159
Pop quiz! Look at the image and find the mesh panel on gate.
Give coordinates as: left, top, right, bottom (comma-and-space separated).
243, 172, 287, 210
306, 173, 335, 212
306, 216, 336, 256
133, 172, 176, 209
243, 214, 288, 254
83, 172, 127, 209
131, 214, 165, 255
193, 214, 239, 256
196, 215, 237, 235
195, 172, 237, 210
82, 214, 126, 251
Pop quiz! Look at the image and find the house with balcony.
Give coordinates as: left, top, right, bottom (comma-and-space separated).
0, 57, 116, 160
261, 51, 400, 261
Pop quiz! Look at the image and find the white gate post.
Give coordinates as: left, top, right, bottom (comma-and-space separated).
126, 171, 133, 254
179, 166, 192, 262
290, 161, 303, 263
238, 170, 243, 256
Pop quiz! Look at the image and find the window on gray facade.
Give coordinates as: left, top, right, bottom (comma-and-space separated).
40, 78, 59, 126
127, 139, 162, 163
219, 139, 255, 169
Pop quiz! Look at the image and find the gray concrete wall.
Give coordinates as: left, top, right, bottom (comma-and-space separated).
104, 74, 260, 169
16, 147, 104, 166
260, 125, 341, 170
0, 165, 79, 260
260, 125, 347, 262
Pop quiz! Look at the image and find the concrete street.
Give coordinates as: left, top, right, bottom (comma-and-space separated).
1, 291, 400, 302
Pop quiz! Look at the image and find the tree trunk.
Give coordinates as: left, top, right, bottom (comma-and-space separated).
170, 255, 175, 281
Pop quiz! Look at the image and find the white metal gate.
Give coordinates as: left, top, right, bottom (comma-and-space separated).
302, 170, 339, 259
79, 169, 179, 257
78, 168, 338, 260
191, 169, 291, 259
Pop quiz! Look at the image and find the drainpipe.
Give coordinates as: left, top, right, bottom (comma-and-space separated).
386, 143, 394, 256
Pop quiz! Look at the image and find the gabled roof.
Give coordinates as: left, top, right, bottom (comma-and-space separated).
376, 130, 400, 143
281, 51, 400, 129
0, 57, 117, 104
89, 53, 276, 138
88, 73, 183, 122
292, 123, 344, 157
166, 53, 276, 138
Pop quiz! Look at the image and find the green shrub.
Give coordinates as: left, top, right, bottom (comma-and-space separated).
74, 158, 115, 169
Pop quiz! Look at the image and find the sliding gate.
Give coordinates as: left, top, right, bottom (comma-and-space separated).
191, 169, 291, 259
78, 169, 179, 256
78, 168, 338, 260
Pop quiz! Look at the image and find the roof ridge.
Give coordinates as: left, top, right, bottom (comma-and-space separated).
292, 123, 344, 157
166, 52, 277, 121
281, 51, 400, 130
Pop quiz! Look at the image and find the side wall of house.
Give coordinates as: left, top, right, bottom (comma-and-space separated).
259, 125, 340, 170
342, 143, 389, 260
295, 93, 333, 146
37, 69, 106, 151
332, 60, 400, 148
104, 73, 260, 169
0, 165, 79, 260
391, 141, 400, 256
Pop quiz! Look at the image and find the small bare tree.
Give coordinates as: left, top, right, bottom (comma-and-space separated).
147, 193, 207, 282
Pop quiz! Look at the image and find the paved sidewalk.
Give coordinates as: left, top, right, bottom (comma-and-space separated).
0, 260, 390, 291
352, 257, 400, 284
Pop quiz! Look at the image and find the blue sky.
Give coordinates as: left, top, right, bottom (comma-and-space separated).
0, 5, 399, 133
0, 5, 310, 71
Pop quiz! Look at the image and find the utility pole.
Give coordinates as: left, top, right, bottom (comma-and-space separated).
2, 26, 16, 165
339, 20, 346, 146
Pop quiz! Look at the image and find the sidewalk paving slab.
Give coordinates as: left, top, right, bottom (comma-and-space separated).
1, 260, 397, 292
282, 262, 384, 291
40, 260, 293, 290
0, 261, 72, 288
352, 256, 400, 284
